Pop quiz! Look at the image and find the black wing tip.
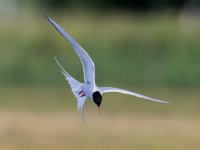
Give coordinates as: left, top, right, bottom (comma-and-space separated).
44, 15, 49, 19
44, 15, 52, 22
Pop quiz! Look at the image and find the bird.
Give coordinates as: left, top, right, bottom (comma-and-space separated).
45, 16, 169, 120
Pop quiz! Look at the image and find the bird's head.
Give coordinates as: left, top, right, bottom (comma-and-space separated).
92, 91, 102, 107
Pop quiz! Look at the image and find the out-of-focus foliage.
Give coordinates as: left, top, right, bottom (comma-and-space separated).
0, 86, 200, 150
0, 11, 200, 87
16, 0, 200, 11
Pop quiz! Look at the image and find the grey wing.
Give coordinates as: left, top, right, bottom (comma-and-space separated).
99, 87, 169, 103
46, 16, 95, 84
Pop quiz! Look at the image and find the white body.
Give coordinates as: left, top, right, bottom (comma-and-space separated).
46, 16, 169, 120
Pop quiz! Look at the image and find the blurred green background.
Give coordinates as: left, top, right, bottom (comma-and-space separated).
0, 0, 200, 150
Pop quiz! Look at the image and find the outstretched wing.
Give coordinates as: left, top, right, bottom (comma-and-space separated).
99, 87, 169, 103
46, 16, 95, 85
54, 57, 87, 120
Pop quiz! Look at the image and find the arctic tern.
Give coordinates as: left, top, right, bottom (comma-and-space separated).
45, 16, 169, 120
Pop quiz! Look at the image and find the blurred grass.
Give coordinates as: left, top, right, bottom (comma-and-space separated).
0, 11, 200, 87
0, 112, 200, 150
0, 86, 200, 150
0, 86, 199, 116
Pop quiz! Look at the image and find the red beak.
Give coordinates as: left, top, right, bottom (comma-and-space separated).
97, 107, 101, 115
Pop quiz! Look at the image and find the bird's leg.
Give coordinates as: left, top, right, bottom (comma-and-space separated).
79, 90, 86, 97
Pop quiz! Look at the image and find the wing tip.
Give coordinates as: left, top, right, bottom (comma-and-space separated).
44, 15, 51, 21
45, 15, 56, 27
156, 99, 171, 104
44, 14, 48, 18
44, 15, 50, 21
163, 101, 171, 104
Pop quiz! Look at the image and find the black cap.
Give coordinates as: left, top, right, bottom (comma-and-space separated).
92, 91, 102, 107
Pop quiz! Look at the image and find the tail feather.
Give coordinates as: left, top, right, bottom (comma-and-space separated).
54, 56, 71, 78
54, 56, 83, 98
